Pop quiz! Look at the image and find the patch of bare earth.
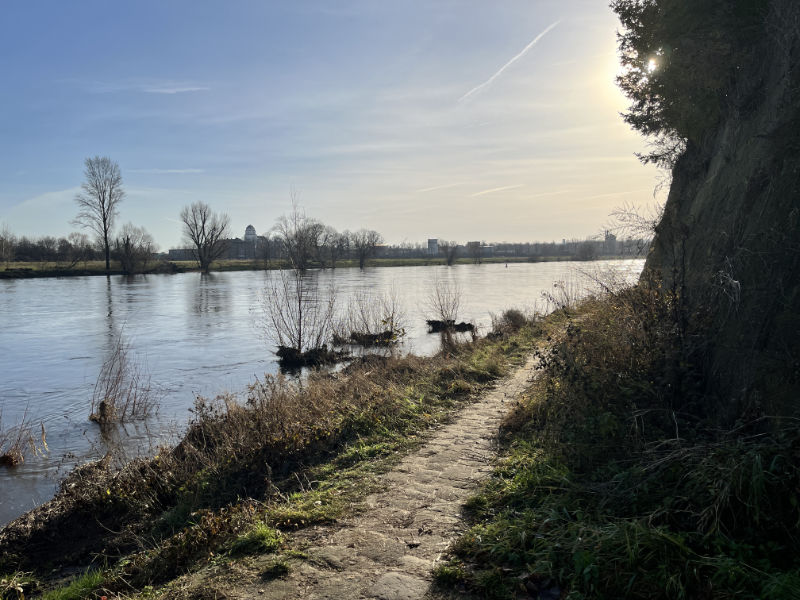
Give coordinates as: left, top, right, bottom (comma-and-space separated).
179, 356, 538, 600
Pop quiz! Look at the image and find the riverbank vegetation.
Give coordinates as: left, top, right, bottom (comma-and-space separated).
0, 308, 556, 598
435, 282, 800, 599
89, 335, 159, 425
0, 410, 46, 468
332, 288, 407, 347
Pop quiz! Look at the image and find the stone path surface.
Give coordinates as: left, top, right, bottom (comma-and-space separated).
235, 356, 539, 600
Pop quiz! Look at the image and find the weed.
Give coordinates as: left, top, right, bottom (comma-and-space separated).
0, 409, 46, 468
89, 333, 159, 424
40, 569, 104, 600
228, 522, 282, 557
0, 572, 36, 600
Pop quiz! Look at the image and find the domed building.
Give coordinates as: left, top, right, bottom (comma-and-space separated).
244, 225, 257, 243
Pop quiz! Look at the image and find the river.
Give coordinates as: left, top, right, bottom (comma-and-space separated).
0, 259, 643, 525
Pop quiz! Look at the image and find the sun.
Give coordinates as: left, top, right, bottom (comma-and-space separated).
647, 58, 658, 73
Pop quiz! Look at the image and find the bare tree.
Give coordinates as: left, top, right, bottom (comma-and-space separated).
334, 286, 407, 346
0, 223, 15, 264
439, 240, 459, 266
315, 225, 346, 269
67, 232, 95, 268
114, 223, 157, 274
260, 269, 337, 366
180, 202, 230, 273
73, 156, 125, 271
350, 229, 383, 269
326, 228, 350, 269
466, 241, 482, 264
273, 201, 324, 272
426, 275, 462, 325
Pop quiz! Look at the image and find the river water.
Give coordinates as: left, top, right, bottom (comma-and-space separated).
0, 260, 643, 525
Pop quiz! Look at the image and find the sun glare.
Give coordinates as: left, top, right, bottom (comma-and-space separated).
647, 58, 658, 73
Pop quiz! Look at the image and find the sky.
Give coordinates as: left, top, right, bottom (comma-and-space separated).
0, 0, 662, 250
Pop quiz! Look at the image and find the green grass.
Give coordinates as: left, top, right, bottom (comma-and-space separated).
228, 522, 282, 556
40, 570, 104, 600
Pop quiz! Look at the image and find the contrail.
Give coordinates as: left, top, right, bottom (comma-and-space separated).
458, 20, 561, 103
471, 184, 523, 197
415, 182, 465, 193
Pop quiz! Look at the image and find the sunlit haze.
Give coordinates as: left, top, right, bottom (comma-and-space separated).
0, 0, 661, 249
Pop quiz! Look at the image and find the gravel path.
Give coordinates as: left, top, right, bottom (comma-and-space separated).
233, 356, 539, 600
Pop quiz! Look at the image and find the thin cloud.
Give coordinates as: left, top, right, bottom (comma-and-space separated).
415, 182, 466, 193
79, 79, 210, 95
458, 20, 561, 103
143, 86, 210, 95
471, 184, 524, 197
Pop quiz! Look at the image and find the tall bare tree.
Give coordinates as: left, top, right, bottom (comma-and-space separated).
180, 202, 230, 273
350, 229, 383, 269
0, 223, 15, 264
73, 156, 125, 271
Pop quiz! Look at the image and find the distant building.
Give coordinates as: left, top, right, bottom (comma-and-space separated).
427, 238, 438, 255
244, 225, 257, 243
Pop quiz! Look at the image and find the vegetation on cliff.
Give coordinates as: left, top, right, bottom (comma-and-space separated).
436, 286, 800, 599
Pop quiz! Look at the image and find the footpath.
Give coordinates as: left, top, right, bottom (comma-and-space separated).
210, 356, 539, 600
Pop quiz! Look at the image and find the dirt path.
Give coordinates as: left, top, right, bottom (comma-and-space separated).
203, 355, 536, 600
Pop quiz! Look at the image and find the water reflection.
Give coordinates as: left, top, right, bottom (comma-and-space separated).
190, 272, 230, 316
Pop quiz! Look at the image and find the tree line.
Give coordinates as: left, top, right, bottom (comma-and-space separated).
179, 200, 384, 273
1, 157, 157, 274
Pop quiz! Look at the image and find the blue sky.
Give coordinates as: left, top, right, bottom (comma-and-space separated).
0, 0, 660, 249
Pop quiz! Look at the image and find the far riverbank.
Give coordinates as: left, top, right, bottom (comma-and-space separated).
0, 254, 642, 279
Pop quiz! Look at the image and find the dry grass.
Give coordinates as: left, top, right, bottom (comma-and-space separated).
89, 334, 159, 424
0, 408, 46, 468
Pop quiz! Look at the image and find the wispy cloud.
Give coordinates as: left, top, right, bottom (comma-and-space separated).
470, 184, 524, 197
458, 20, 561, 103
142, 85, 210, 95
129, 168, 205, 174
415, 182, 466, 193
79, 79, 210, 95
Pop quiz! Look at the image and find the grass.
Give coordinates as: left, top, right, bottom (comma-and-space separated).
40, 570, 104, 600
0, 572, 36, 600
435, 286, 800, 599
0, 311, 554, 597
228, 522, 282, 557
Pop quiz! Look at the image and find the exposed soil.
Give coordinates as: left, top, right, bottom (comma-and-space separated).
174, 355, 539, 600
